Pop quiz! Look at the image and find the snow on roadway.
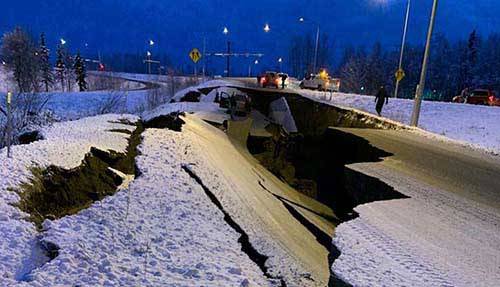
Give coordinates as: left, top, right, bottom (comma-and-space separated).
0, 114, 138, 285
332, 162, 500, 287
174, 115, 333, 286
299, 90, 500, 154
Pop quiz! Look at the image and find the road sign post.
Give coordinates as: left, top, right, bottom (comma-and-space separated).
6, 91, 12, 158
394, 0, 411, 99
189, 48, 202, 78
395, 68, 406, 82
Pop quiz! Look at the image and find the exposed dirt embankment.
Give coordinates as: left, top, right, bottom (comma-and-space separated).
16, 122, 144, 230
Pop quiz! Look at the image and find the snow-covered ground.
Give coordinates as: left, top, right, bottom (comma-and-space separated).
0, 114, 138, 285
299, 90, 500, 154
25, 126, 273, 286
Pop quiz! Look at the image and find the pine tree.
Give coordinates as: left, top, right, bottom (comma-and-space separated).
64, 52, 74, 91
73, 51, 87, 92
38, 33, 53, 92
55, 44, 66, 91
459, 30, 481, 90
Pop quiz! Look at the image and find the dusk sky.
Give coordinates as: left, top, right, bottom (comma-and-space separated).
2, 0, 499, 72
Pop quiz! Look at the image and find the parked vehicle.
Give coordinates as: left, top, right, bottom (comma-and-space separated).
259, 71, 281, 88
299, 70, 340, 92
452, 89, 498, 106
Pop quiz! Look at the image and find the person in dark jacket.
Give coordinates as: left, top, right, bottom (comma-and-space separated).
280, 73, 288, 89
375, 86, 389, 116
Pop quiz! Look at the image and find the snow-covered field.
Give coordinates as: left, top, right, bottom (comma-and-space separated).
0, 114, 138, 285
299, 90, 500, 154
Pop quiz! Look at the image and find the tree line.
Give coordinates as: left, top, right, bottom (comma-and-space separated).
289, 30, 500, 102
1, 27, 87, 93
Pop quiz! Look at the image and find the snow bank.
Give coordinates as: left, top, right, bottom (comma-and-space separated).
300, 90, 500, 154
0, 114, 138, 285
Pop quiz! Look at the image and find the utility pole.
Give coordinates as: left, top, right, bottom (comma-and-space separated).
411, 0, 439, 127
394, 0, 411, 99
143, 51, 160, 75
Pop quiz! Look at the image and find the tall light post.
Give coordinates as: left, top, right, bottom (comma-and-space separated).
223, 27, 231, 77
278, 57, 283, 73
146, 51, 152, 74
145, 39, 155, 75
394, 0, 411, 99
411, 0, 439, 127
249, 59, 259, 77
299, 17, 320, 74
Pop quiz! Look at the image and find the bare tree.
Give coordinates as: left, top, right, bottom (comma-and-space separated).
340, 51, 368, 94
146, 86, 170, 110
96, 91, 127, 114
0, 92, 53, 148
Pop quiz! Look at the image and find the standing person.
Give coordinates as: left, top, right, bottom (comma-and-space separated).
280, 73, 288, 89
375, 86, 389, 116
460, 87, 470, 103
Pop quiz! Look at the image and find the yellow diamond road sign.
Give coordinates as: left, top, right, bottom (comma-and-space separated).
189, 48, 202, 63
395, 68, 406, 82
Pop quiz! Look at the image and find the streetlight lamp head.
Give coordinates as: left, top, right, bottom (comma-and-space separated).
278, 57, 283, 63
254, 60, 259, 65
60, 38, 66, 45
147, 51, 152, 57
223, 27, 229, 35
299, 17, 305, 22
149, 39, 155, 46
264, 24, 270, 33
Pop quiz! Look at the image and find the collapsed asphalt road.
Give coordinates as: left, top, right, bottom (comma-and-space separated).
335, 128, 500, 211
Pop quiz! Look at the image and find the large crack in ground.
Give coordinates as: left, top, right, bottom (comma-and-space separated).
181, 164, 287, 287
248, 128, 409, 286
243, 94, 410, 286
13, 120, 144, 281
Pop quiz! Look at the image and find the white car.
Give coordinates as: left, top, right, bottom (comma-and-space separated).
300, 73, 340, 92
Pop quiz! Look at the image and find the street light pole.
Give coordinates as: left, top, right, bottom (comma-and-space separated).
411, 0, 439, 127
223, 27, 230, 77
313, 24, 320, 74
226, 41, 231, 77
147, 40, 154, 75
299, 18, 320, 74
147, 51, 152, 75
394, 0, 411, 99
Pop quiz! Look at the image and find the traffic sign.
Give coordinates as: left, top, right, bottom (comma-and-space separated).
189, 48, 202, 63
395, 68, 406, 82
